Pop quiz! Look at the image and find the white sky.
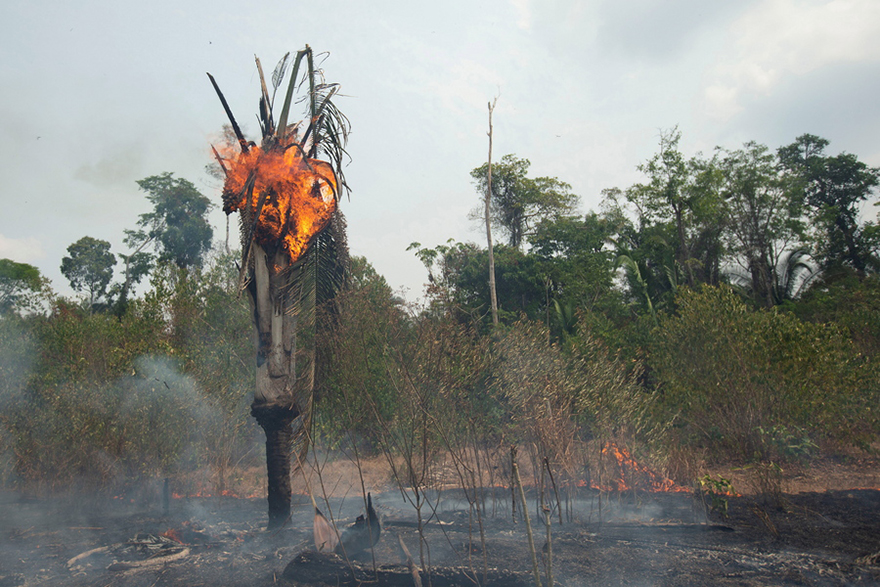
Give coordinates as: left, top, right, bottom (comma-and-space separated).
2, 0, 880, 301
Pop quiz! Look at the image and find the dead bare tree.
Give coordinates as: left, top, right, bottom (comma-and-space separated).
209, 47, 350, 529
485, 97, 500, 327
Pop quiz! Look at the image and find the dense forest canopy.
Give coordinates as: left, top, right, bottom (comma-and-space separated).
0, 129, 878, 497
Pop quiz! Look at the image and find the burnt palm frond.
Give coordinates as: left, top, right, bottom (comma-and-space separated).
255, 56, 274, 139
314, 210, 350, 306
207, 73, 249, 154
273, 211, 348, 461
335, 493, 381, 556
271, 48, 351, 197
270, 52, 291, 106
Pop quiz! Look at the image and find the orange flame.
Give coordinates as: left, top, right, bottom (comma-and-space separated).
600, 441, 690, 493
221, 139, 338, 263
161, 528, 184, 543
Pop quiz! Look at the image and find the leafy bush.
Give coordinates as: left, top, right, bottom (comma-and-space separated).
1, 251, 260, 493
652, 286, 879, 463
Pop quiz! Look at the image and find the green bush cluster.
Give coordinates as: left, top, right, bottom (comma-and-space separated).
652, 285, 879, 462
0, 254, 258, 494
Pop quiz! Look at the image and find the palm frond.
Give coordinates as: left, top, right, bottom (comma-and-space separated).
270, 52, 291, 106
778, 249, 818, 301
276, 48, 311, 140
255, 56, 274, 139
307, 84, 351, 195
207, 73, 249, 153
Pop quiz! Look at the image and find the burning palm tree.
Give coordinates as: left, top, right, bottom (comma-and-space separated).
209, 48, 350, 529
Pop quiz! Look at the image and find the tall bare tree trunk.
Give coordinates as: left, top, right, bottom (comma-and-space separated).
486, 98, 499, 327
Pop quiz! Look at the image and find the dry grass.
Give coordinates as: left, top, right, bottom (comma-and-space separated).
706, 448, 880, 496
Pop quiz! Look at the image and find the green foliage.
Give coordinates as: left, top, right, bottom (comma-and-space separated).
130, 172, 214, 270
603, 191, 681, 317
60, 236, 116, 309
317, 256, 498, 473
718, 141, 806, 307
754, 425, 817, 461
145, 251, 254, 413
699, 474, 735, 518
0, 314, 39, 479
33, 300, 166, 386
471, 154, 578, 249
315, 256, 408, 445
621, 128, 726, 288
1, 247, 258, 492
793, 271, 880, 357
0, 259, 48, 315
531, 213, 625, 339
4, 301, 170, 487
652, 286, 878, 462
779, 134, 880, 273
409, 240, 546, 331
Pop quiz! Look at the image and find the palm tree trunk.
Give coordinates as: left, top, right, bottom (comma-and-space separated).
249, 243, 303, 529
252, 404, 296, 529
212, 48, 348, 530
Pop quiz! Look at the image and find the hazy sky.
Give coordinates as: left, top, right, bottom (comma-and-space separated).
3, 0, 879, 301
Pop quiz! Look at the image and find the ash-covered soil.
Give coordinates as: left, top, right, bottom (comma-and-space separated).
1, 486, 879, 587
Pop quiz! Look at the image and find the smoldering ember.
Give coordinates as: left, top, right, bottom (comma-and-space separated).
2, 47, 880, 587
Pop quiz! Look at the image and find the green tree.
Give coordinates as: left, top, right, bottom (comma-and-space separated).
129, 172, 214, 270
410, 240, 545, 330
316, 256, 408, 444
600, 131, 726, 322
60, 236, 116, 308
718, 141, 805, 307
530, 212, 624, 338
108, 249, 153, 316
778, 134, 880, 274
0, 259, 48, 315
471, 154, 578, 249
602, 190, 680, 318
621, 128, 726, 288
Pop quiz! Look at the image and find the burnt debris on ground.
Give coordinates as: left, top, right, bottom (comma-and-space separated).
1, 488, 879, 587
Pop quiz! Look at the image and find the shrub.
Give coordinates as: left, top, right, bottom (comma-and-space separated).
652, 286, 878, 463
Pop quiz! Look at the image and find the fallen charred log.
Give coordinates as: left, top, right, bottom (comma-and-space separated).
66, 532, 190, 574
282, 550, 531, 587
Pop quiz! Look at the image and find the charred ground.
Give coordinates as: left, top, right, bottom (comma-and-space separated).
2, 477, 880, 587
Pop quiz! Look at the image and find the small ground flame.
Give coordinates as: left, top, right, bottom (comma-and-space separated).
599, 441, 690, 493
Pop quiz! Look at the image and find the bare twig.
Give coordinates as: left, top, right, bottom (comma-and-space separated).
513, 449, 542, 587
398, 534, 423, 587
